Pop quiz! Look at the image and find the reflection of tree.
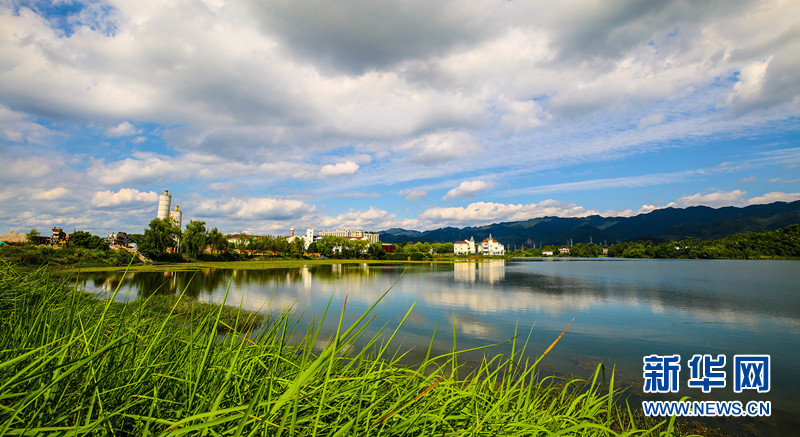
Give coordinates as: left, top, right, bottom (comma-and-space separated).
77, 263, 389, 303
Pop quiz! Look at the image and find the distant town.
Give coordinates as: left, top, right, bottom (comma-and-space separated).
2, 190, 799, 263
0, 189, 509, 261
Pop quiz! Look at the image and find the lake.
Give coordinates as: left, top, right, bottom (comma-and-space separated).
78, 258, 800, 436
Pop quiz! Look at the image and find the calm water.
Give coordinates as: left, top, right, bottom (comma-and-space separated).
79, 259, 800, 435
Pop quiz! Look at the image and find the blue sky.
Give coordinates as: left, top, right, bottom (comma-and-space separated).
1, 0, 799, 236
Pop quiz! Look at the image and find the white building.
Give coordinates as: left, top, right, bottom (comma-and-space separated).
454, 236, 476, 255
479, 234, 505, 256
318, 229, 379, 243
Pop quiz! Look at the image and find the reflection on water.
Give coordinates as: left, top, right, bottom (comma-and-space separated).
78, 259, 800, 436
454, 260, 506, 283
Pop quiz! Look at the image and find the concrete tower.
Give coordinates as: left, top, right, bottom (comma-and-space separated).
169, 205, 183, 230
157, 190, 171, 219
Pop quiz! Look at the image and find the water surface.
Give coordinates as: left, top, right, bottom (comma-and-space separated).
79, 258, 800, 435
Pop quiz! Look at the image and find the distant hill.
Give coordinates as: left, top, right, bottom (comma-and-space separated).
379, 201, 800, 246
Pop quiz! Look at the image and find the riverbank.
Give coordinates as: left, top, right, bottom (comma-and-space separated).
0, 263, 694, 436
49, 257, 510, 273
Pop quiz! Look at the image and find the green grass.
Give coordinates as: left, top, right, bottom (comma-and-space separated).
0, 262, 694, 436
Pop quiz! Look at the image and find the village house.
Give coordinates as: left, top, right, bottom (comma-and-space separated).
454, 236, 476, 255
480, 234, 505, 256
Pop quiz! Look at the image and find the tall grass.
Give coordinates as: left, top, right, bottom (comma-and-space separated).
0, 262, 688, 436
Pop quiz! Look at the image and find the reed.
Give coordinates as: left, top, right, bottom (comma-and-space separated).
0, 262, 689, 436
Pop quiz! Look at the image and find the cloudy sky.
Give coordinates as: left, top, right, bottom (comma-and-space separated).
1, 0, 799, 236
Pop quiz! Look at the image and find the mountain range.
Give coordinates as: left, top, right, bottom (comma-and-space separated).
379, 201, 800, 247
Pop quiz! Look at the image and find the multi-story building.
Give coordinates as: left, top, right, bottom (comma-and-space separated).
454, 236, 476, 255
454, 235, 505, 256
479, 234, 505, 256
317, 229, 379, 243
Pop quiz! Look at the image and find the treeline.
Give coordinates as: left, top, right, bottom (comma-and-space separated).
0, 245, 139, 267
133, 218, 461, 262
510, 225, 800, 259
607, 224, 800, 259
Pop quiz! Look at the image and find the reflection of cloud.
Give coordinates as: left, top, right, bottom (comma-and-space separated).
426, 288, 595, 315
452, 316, 500, 341
77, 262, 800, 335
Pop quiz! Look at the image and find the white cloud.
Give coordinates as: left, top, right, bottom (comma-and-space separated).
0, 156, 54, 182
105, 121, 142, 137
420, 200, 598, 227
727, 58, 771, 110
442, 180, 494, 200
747, 192, 800, 205
89, 154, 182, 185
498, 96, 550, 132
0, 105, 55, 145
674, 190, 747, 208
637, 113, 665, 129
91, 188, 158, 208
317, 207, 420, 231
398, 132, 482, 165
33, 187, 70, 200
398, 189, 427, 201
194, 197, 312, 220
0, 0, 799, 235
319, 161, 359, 177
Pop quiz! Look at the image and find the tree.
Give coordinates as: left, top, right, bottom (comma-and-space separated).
207, 227, 228, 254
182, 220, 208, 258
26, 228, 40, 244
289, 239, 305, 258
368, 242, 386, 259
141, 218, 181, 259
69, 231, 109, 250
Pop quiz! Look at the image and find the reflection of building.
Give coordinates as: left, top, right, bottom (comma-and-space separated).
453, 262, 477, 282
477, 259, 505, 283
454, 260, 505, 283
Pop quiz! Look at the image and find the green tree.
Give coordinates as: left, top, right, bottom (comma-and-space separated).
69, 231, 109, 250
207, 227, 228, 254
368, 242, 386, 259
182, 220, 208, 258
289, 239, 305, 258
26, 228, 40, 244
141, 218, 181, 259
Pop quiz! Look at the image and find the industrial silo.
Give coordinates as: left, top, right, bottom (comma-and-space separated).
169, 205, 183, 229
157, 190, 171, 219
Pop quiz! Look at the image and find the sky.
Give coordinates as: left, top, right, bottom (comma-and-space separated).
1, 0, 799, 237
